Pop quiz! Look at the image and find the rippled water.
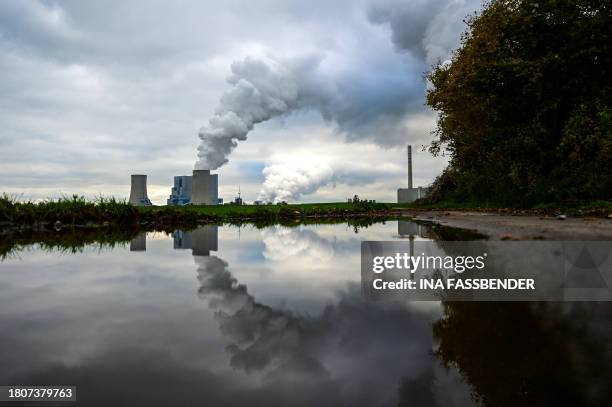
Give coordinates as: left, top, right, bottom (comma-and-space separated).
1, 221, 611, 406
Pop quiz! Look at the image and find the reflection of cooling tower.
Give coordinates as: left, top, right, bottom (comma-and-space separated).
130, 233, 146, 251
192, 170, 218, 205
129, 174, 152, 206
192, 225, 218, 256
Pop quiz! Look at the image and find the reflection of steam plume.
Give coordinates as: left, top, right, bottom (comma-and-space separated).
195, 255, 327, 374
193, 252, 459, 407
191, 226, 490, 405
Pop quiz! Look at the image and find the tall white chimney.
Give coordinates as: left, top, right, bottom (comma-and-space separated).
407, 145, 413, 189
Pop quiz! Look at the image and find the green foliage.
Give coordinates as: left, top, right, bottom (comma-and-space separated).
0, 194, 140, 226
154, 201, 396, 220
427, 0, 612, 205
0, 196, 399, 231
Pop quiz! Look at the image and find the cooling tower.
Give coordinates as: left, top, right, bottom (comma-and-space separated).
129, 174, 152, 206
192, 170, 218, 205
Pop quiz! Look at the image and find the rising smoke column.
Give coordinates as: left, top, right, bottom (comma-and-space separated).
195, 56, 327, 170
195, 0, 483, 198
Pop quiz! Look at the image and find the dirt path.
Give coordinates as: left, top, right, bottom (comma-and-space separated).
398, 209, 612, 240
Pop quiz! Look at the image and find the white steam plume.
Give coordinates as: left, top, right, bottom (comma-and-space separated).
195, 1, 482, 171
195, 56, 326, 170
257, 163, 334, 203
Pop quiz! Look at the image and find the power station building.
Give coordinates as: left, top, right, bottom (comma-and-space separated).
167, 176, 192, 206
397, 145, 430, 203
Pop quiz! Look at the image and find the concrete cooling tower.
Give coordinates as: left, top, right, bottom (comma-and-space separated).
192, 170, 218, 205
129, 174, 152, 206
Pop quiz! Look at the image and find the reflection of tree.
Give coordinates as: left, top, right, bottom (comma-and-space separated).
433, 302, 612, 406
397, 368, 436, 407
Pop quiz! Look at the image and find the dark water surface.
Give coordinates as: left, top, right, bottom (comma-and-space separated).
1, 221, 611, 406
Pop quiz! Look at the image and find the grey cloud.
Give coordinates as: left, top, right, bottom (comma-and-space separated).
0, 1, 80, 55
368, 0, 482, 64
196, 50, 427, 169
368, 0, 446, 60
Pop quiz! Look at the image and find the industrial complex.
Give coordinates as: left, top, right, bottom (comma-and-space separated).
129, 144, 426, 206
128, 169, 221, 206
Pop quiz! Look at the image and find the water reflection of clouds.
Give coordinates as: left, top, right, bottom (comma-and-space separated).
261, 226, 334, 263
231, 222, 440, 315
0, 222, 477, 406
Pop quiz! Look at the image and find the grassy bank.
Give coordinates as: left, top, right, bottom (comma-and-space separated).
0, 198, 403, 257
0, 195, 405, 232
412, 199, 612, 217
139, 201, 402, 221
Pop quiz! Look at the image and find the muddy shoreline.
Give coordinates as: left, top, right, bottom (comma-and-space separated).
397, 209, 612, 240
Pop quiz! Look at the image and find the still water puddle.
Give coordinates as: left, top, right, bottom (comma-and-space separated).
0, 220, 610, 406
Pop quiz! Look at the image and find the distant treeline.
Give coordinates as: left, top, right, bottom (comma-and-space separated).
426, 0, 611, 206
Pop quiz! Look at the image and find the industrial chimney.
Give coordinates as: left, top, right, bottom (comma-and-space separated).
397, 144, 428, 203
192, 170, 218, 205
129, 174, 152, 206
407, 145, 413, 189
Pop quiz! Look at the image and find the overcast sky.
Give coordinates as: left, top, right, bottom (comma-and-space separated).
0, 0, 482, 204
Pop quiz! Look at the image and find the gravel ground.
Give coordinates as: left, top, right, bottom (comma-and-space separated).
399, 209, 612, 240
